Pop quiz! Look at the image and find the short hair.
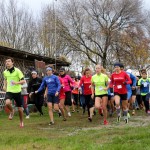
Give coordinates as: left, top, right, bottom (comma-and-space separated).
5, 57, 14, 63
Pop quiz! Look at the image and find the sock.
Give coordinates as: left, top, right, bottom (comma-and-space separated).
132, 102, 136, 110
116, 106, 121, 116
123, 109, 128, 119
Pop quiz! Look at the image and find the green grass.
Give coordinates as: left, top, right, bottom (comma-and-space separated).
0, 108, 150, 150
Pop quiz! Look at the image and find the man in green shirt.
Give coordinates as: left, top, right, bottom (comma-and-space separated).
3, 57, 25, 128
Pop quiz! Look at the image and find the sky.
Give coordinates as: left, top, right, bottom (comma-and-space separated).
6, 0, 150, 14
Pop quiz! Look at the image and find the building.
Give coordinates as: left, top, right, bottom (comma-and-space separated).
0, 45, 70, 109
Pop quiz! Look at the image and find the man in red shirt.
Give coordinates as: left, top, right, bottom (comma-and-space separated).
111, 63, 132, 123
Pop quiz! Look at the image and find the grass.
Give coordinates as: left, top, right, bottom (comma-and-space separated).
0, 107, 150, 150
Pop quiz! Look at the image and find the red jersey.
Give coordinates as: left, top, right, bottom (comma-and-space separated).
110, 71, 132, 94
79, 75, 92, 95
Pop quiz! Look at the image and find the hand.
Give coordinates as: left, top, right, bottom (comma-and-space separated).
91, 94, 94, 99
11, 81, 18, 85
123, 81, 127, 85
35, 91, 38, 94
29, 92, 33, 98
103, 87, 108, 91
55, 91, 59, 97
44, 93, 47, 99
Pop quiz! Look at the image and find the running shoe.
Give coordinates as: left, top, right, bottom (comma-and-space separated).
8, 110, 14, 120
58, 112, 62, 117
26, 115, 30, 119
127, 112, 131, 119
125, 118, 129, 124
82, 109, 85, 115
63, 118, 67, 121
99, 108, 103, 116
20, 122, 24, 128
117, 115, 121, 123
88, 117, 92, 122
72, 110, 75, 113
104, 120, 108, 125
93, 110, 96, 116
49, 121, 54, 125
132, 110, 135, 116
77, 110, 79, 113
68, 112, 71, 117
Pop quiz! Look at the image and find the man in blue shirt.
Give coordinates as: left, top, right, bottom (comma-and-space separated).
126, 69, 137, 115
36, 67, 61, 125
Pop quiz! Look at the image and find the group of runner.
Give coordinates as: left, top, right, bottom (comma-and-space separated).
2, 57, 150, 127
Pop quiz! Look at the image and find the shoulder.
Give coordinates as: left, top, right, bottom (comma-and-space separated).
14, 67, 22, 72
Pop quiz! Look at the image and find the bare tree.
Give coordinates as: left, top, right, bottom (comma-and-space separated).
57, 0, 145, 67
0, 0, 36, 52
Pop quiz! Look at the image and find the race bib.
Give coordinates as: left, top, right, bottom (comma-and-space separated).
143, 82, 148, 87
117, 85, 122, 89
99, 86, 103, 91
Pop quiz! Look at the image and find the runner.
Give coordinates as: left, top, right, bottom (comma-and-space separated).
91, 65, 109, 125
72, 76, 80, 112
59, 68, 74, 117
21, 79, 30, 119
3, 57, 25, 128
138, 70, 150, 114
35, 67, 61, 125
28, 71, 44, 116
126, 69, 137, 115
110, 62, 132, 123
79, 68, 94, 122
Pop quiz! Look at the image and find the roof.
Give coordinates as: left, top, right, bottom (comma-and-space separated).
0, 45, 70, 66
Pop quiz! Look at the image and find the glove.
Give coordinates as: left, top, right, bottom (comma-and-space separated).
123, 81, 127, 85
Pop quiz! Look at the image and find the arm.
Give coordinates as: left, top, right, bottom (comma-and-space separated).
37, 78, 46, 93
125, 73, 132, 85
91, 77, 95, 98
44, 87, 48, 98
130, 74, 137, 87
3, 79, 7, 91
104, 75, 109, 90
56, 76, 61, 92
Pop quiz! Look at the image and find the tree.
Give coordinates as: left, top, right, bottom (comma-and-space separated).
58, 0, 145, 67
0, 0, 36, 52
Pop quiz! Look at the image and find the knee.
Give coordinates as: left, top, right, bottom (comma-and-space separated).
95, 105, 100, 110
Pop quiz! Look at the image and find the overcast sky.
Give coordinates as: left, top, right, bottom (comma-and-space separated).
9, 0, 150, 14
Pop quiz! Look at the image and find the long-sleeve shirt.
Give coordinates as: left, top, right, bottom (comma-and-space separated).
59, 75, 74, 92
79, 76, 92, 95
38, 75, 61, 95
27, 77, 43, 94
111, 71, 132, 94
126, 72, 137, 92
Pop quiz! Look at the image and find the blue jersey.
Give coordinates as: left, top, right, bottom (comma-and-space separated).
138, 78, 150, 96
38, 75, 61, 95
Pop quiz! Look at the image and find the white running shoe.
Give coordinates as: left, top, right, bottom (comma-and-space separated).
68, 112, 71, 117
8, 110, 14, 120
26, 115, 30, 119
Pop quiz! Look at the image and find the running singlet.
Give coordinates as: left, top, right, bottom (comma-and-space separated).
3, 67, 24, 93
79, 76, 92, 95
72, 81, 79, 94
91, 73, 108, 95
138, 78, 150, 96
111, 71, 132, 94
